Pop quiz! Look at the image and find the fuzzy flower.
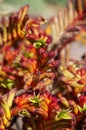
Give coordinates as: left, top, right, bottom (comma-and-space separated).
11, 90, 59, 120
0, 89, 16, 129
59, 64, 86, 94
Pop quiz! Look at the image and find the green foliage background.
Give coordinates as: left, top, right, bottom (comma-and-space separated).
0, 0, 67, 17
45, 0, 67, 5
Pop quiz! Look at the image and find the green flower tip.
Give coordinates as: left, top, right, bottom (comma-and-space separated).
1, 79, 14, 90
33, 39, 46, 49
19, 109, 30, 117
28, 95, 43, 107
78, 104, 86, 113
55, 109, 72, 121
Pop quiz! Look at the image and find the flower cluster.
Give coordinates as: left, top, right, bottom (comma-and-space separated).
0, 0, 86, 130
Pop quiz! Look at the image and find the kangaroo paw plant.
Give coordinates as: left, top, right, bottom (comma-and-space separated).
0, 0, 86, 130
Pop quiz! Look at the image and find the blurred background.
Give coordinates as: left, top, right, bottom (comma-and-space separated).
0, 0, 67, 18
